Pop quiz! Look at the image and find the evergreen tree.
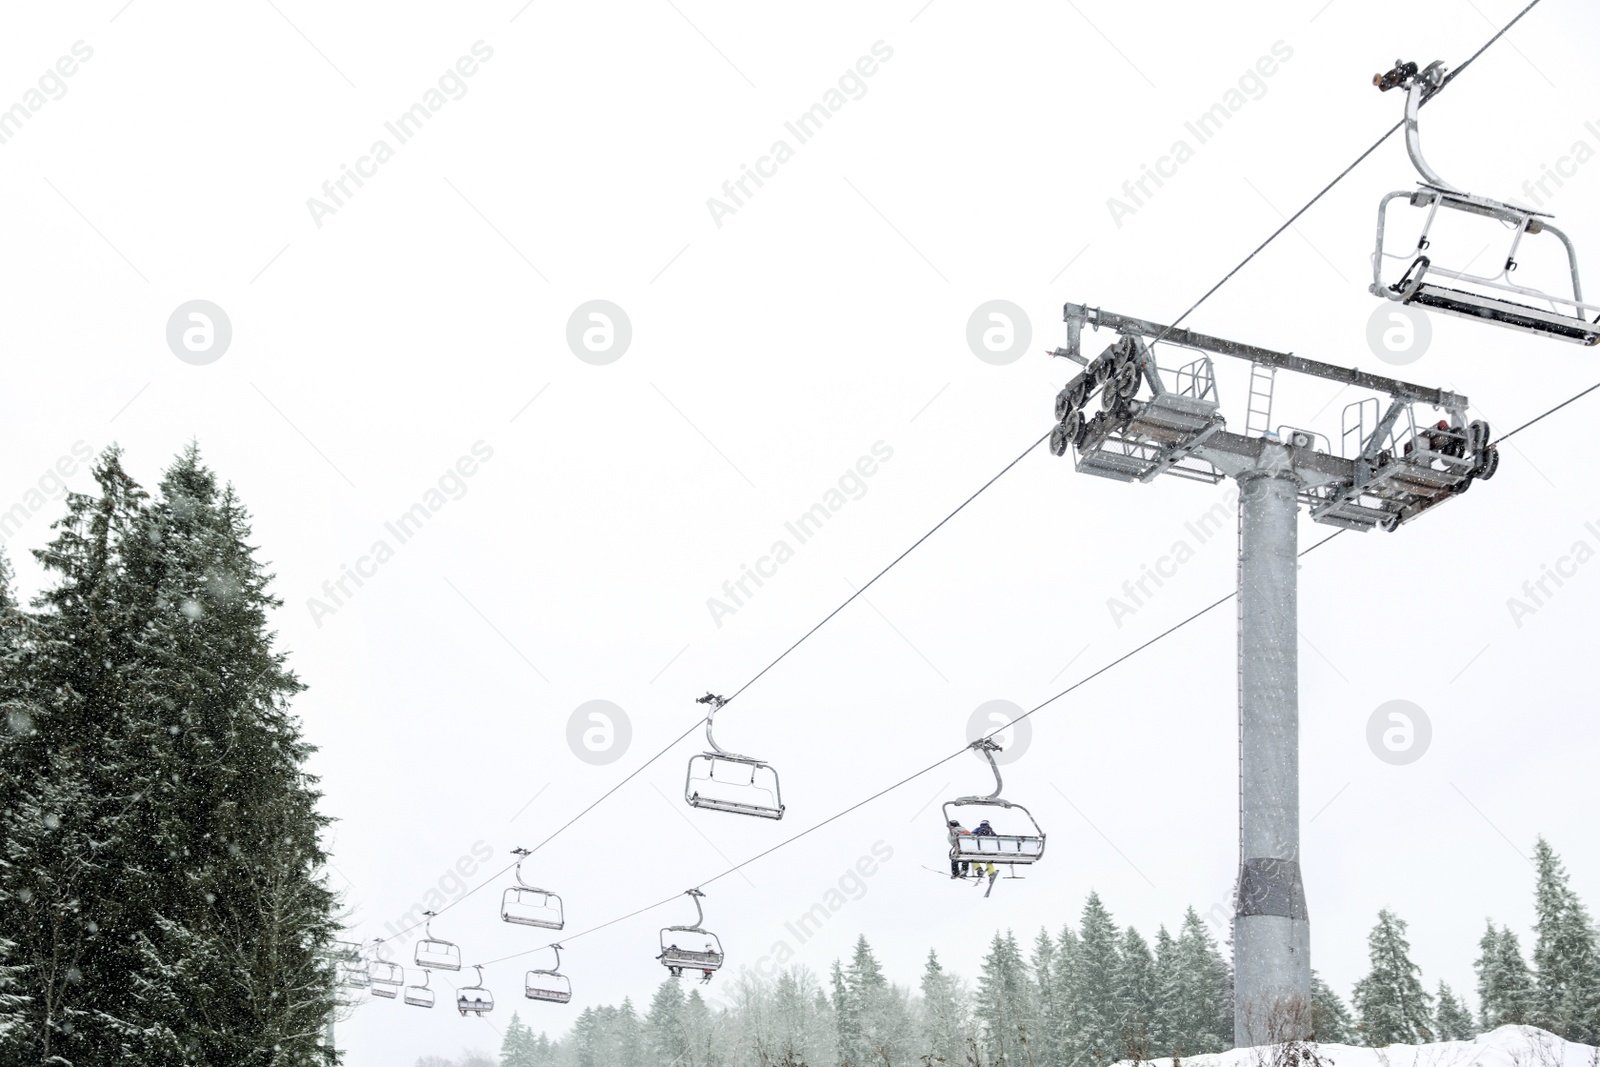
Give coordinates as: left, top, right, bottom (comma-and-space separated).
1115, 926, 1158, 1057
1475, 922, 1535, 1030
0, 450, 149, 1065
1353, 908, 1435, 1045
1066, 893, 1124, 1065
1031, 927, 1063, 1065
645, 977, 687, 1066
1150, 925, 1178, 1057
0, 448, 340, 1065
975, 930, 1035, 1065
1310, 971, 1355, 1044
1435, 981, 1476, 1041
1167, 907, 1231, 1056
920, 949, 967, 1066
831, 955, 860, 1065
1050, 923, 1081, 1062
501, 1012, 539, 1067
1531, 838, 1600, 1042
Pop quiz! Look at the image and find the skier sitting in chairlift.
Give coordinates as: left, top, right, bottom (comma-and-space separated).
948, 820, 970, 878
969, 820, 997, 882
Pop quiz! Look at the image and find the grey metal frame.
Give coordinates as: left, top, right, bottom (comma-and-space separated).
942, 739, 1046, 868
501, 847, 565, 930
524, 944, 573, 1004
404, 968, 435, 1009
658, 889, 725, 979
1370, 63, 1600, 345
1054, 304, 1492, 532
684, 694, 785, 820
414, 911, 462, 972
456, 965, 494, 1017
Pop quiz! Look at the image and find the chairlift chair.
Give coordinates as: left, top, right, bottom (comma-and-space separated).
684, 693, 785, 820
366, 939, 404, 997
943, 739, 1046, 898
414, 911, 462, 972
457, 965, 495, 1017
525, 943, 573, 1004
501, 847, 565, 930
404, 969, 436, 1009
657, 889, 725, 983
1370, 59, 1600, 346
335, 940, 370, 989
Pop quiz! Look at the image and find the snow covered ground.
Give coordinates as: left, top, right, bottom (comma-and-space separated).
1124, 1028, 1598, 1067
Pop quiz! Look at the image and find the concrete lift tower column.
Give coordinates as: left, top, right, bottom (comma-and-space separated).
1047, 304, 1499, 1045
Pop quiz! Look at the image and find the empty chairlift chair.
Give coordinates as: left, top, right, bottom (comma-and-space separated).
657, 889, 725, 983
335, 940, 370, 991
404, 969, 436, 1009
414, 911, 462, 972
501, 847, 565, 930
457, 965, 495, 1017
367, 939, 404, 999
524, 944, 573, 1005
1370, 59, 1600, 346
943, 739, 1046, 897
684, 693, 784, 819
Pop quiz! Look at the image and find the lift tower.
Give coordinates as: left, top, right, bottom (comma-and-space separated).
1048, 304, 1498, 1045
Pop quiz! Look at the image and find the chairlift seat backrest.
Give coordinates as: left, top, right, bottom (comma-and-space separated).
367, 961, 404, 987
683, 694, 785, 820
457, 992, 494, 1016
501, 886, 564, 929
404, 984, 435, 1008
685, 753, 784, 819
415, 938, 462, 971
457, 966, 495, 1017
525, 970, 573, 1004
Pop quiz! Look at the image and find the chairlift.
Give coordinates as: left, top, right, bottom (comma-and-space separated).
657, 889, 724, 983
404, 969, 436, 1009
335, 940, 370, 989
457, 965, 495, 1017
1370, 59, 1600, 346
501, 847, 565, 930
367, 939, 404, 997
524, 943, 573, 1004
943, 739, 1046, 898
684, 693, 785, 820
414, 911, 462, 972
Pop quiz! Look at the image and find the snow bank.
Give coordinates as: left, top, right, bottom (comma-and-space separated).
1119, 1027, 1597, 1067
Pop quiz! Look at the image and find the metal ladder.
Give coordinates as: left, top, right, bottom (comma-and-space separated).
1245, 362, 1276, 438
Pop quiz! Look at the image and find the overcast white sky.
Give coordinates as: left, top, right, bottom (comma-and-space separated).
4, 1, 1599, 1063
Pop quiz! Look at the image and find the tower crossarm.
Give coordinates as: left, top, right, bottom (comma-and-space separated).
1060, 303, 1469, 410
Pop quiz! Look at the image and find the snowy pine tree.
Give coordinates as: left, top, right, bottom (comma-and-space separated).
1310, 971, 1355, 1043
0, 448, 340, 1065
1435, 981, 1477, 1041
1114, 925, 1159, 1058
1068, 893, 1125, 1065
1151, 924, 1179, 1056
919, 949, 968, 1066
975, 929, 1036, 1065
1476, 922, 1535, 1030
1531, 838, 1600, 1042
1166, 907, 1232, 1056
1353, 908, 1435, 1045
1030, 927, 1063, 1065
645, 977, 687, 1066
